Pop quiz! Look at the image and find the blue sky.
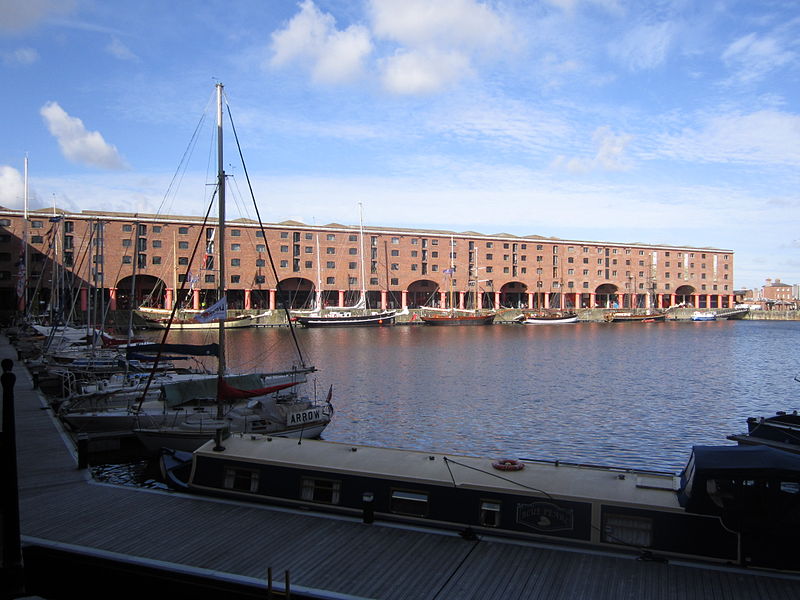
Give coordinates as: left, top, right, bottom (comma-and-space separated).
1, 0, 799, 290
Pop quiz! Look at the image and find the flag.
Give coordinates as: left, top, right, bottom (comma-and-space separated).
325, 384, 333, 404
443, 268, 454, 274
195, 296, 227, 323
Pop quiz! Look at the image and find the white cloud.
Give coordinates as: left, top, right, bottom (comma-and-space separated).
2, 46, 39, 65
369, 0, 509, 49
657, 110, 800, 166
269, 0, 372, 84
106, 37, 138, 61
0, 0, 76, 34
609, 22, 673, 71
369, 0, 513, 94
722, 33, 795, 84
380, 49, 471, 95
552, 126, 633, 173
0, 166, 25, 208
40, 101, 127, 170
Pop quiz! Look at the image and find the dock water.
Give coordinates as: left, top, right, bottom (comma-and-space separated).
3, 333, 800, 599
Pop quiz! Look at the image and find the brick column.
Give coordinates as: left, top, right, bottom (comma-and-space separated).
381, 290, 387, 310
401, 290, 408, 309
459, 291, 465, 310
338, 290, 345, 306
244, 289, 251, 310
109, 287, 117, 311
80, 288, 88, 311
543, 293, 550, 309
165, 288, 173, 310
192, 289, 200, 310
269, 289, 276, 310
493, 291, 500, 310
527, 292, 534, 309
439, 290, 447, 308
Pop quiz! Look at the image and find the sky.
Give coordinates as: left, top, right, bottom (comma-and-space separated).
1, 0, 799, 290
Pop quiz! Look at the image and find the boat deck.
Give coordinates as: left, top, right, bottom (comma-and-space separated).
196, 434, 683, 509
4, 332, 800, 599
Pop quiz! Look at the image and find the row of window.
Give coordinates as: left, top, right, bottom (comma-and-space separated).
222, 467, 654, 547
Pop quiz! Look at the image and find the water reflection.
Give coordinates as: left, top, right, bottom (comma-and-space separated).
136, 320, 800, 473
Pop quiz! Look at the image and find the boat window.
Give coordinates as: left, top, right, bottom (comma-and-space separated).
390, 490, 429, 517
781, 482, 800, 494
223, 467, 259, 493
301, 478, 341, 504
602, 514, 652, 548
480, 501, 501, 527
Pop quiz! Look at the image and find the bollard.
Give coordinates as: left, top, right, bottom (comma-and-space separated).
285, 570, 291, 599
267, 566, 272, 599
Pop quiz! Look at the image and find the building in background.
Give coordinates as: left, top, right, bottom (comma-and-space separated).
0, 206, 737, 318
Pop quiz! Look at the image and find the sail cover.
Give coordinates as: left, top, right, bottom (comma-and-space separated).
161, 373, 305, 408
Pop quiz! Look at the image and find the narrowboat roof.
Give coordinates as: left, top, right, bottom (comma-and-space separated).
691, 444, 800, 473
192, 435, 684, 510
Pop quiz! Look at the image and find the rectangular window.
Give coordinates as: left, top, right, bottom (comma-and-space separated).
231, 258, 240, 267
231, 243, 241, 251
178, 241, 189, 249
205, 274, 215, 283
179, 226, 189, 234
602, 514, 652, 547
256, 258, 265, 267
231, 229, 240, 237
254, 275, 266, 284
326, 276, 335, 284
152, 240, 162, 248
224, 467, 259, 493
230, 275, 240, 283
390, 490, 428, 517
480, 501, 501, 527
326, 261, 335, 269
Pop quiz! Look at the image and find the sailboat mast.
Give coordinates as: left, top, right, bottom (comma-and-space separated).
358, 202, 366, 307
23, 155, 29, 313
216, 82, 226, 415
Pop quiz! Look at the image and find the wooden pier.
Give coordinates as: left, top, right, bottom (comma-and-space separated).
3, 333, 800, 599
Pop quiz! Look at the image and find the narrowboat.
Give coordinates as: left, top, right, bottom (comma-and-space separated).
161, 435, 800, 573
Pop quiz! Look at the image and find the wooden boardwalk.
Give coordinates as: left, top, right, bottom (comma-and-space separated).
4, 333, 800, 600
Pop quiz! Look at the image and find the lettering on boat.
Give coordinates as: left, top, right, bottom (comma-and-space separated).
288, 408, 322, 425
516, 502, 574, 532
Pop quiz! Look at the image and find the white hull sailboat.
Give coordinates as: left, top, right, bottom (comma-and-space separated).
131, 84, 332, 453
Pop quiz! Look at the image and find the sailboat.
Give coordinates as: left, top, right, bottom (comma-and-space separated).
294, 204, 398, 327
421, 236, 495, 326
131, 84, 332, 453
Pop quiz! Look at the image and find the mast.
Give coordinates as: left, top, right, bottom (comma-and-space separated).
216, 82, 226, 418
314, 232, 322, 312
23, 155, 29, 314
358, 202, 367, 309
450, 235, 455, 313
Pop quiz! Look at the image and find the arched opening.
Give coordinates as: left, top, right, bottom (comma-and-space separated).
407, 280, 440, 308
278, 277, 315, 309
595, 284, 619, 308
118, 274, 167, 309
500, 281, 528, 308
675, 285, 696, 307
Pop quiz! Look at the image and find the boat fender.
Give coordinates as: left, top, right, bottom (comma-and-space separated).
492, 459, 524, 471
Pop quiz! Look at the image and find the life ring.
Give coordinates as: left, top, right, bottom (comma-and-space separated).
492, 459, 524, 471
